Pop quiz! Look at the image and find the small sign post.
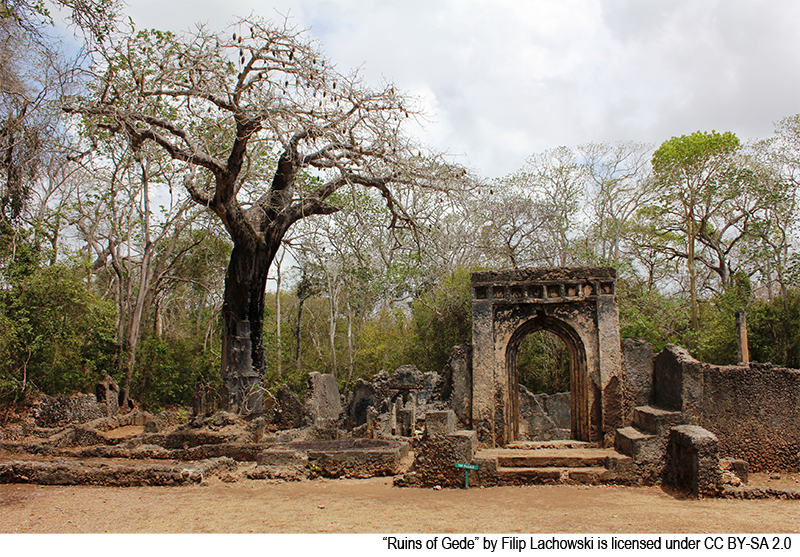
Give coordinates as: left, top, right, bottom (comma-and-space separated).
454, 462, 479, 489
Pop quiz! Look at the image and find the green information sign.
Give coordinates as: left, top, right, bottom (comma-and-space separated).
454, 463, 479, 470
454, 462, 479, 488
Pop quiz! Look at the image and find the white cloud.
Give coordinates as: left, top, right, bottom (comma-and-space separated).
117, 0, 800, 177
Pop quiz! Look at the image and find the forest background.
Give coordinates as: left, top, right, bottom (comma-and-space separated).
1, 1, 799, 414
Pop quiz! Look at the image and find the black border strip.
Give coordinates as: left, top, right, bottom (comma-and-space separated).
383, 536, 791, 553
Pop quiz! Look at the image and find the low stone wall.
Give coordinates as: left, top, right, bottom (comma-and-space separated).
654, 345, 800, 472
33, 393, 113, 428
517, 387, 570, 441
256, 438, 410, 480
665, 425, 720, 497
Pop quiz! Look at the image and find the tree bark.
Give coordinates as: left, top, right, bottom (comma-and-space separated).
219, 238, 278, 415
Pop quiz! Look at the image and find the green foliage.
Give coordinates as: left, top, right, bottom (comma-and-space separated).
353, 307, 412, 379
694, 273, 751, 365
0, 264, 117, 402
652, 130, 740, 182
747, 291, 800, 368
517, 331, 570, 394
617, 279, 690, 351
407, 267, 473, 373
131, 335, 220, 410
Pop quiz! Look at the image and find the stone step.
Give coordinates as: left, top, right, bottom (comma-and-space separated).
478, 447, 631, 469
496, 466, 564, 481
496, 466, 621, 484
632, 405, 683, 435
506, 439, 597, 450
498, 451, 608, 468
615, 426, 656, 458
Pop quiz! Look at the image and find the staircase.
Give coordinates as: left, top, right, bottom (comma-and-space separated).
473, 440, 634, 485
614, 405, 683, 483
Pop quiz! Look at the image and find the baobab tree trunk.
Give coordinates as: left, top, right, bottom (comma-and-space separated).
219, 239, 278, 416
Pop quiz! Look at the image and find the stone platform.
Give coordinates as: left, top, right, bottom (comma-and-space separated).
256, 438, 411, 480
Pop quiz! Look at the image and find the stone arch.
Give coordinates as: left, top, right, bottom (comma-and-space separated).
471, 267, 622, 447
505, 315, 589, 441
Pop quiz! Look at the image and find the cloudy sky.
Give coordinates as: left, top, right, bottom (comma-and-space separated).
113, 0, 798, 179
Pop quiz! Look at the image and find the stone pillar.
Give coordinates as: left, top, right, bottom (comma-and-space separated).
597, 287, 623, 446
471, 295, 498, 447
735, 310, 750, 364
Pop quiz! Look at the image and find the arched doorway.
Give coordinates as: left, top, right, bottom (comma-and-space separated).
506, 315, 588, 441
471, 267, 623, 447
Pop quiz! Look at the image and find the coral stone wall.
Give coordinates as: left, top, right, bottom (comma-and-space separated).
654, 345, 800, 472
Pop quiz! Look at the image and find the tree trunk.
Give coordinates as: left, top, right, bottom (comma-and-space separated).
275, 248, 283, 379
219, 239, 277, 416
346, 299, 354, 390
296, 296, 305, 373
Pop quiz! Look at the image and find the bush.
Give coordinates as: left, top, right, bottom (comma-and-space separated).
132, 335, 221, 410
747, 291, 800, 368
0, 264, 117, 402
407, 267, 474, 373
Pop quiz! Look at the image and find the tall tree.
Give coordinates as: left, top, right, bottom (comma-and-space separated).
67, 17, 464, 414
648, 130, 742, 330
579, 141, 654, 265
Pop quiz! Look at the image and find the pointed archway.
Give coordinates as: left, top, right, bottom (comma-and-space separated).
471, 267, 623, 448
506, 315, 589, 441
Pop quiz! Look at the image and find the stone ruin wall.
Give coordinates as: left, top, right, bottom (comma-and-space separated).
650, 345, 800, 472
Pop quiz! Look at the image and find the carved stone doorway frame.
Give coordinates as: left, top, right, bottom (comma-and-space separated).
471, 267, 623, 448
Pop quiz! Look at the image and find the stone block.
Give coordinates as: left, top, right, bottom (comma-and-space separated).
425, 410, 457, 437
449, 429, 478, 463
305, 372, 342, 425
621, 338, 653, 424
518, 386, 557, 440
720, 457, 749, 485
274, 385, 306, 429
667, 424, 720, 497
34, 393, 108, 428
397, 407, 415, 437
95, 374, 120, 416
633, 405, 683, 436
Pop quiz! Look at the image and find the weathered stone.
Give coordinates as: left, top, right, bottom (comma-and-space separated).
48, 425, 110, 448
398, 430, 477, 488
0, 457, 234, 486
720, 457, 749, 485
471, 267, 622, 447
417, 371, 441, 406
653, 345, 800, 472
397, 407, 415, 437
439, 345, 472, 427
426, 410, 457, 437
517, 386, 558, 441
95, 374, 120, 416
34, 393, 109, 428
666, 424, 720, 497
257, 438, 410, 479
348, 379, 377, 427
273, 385, 306, 429
621, 339, 654, 425
534, 392, 571, 430
388, 365, 424, 390
305, 372, 342, 426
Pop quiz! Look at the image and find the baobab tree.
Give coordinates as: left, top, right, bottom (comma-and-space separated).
66, 16, 465, 414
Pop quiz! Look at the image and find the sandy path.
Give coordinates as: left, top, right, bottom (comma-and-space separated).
1, 477, 798, 534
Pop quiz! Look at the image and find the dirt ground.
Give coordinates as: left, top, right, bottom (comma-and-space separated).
1, 474, 798, 534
